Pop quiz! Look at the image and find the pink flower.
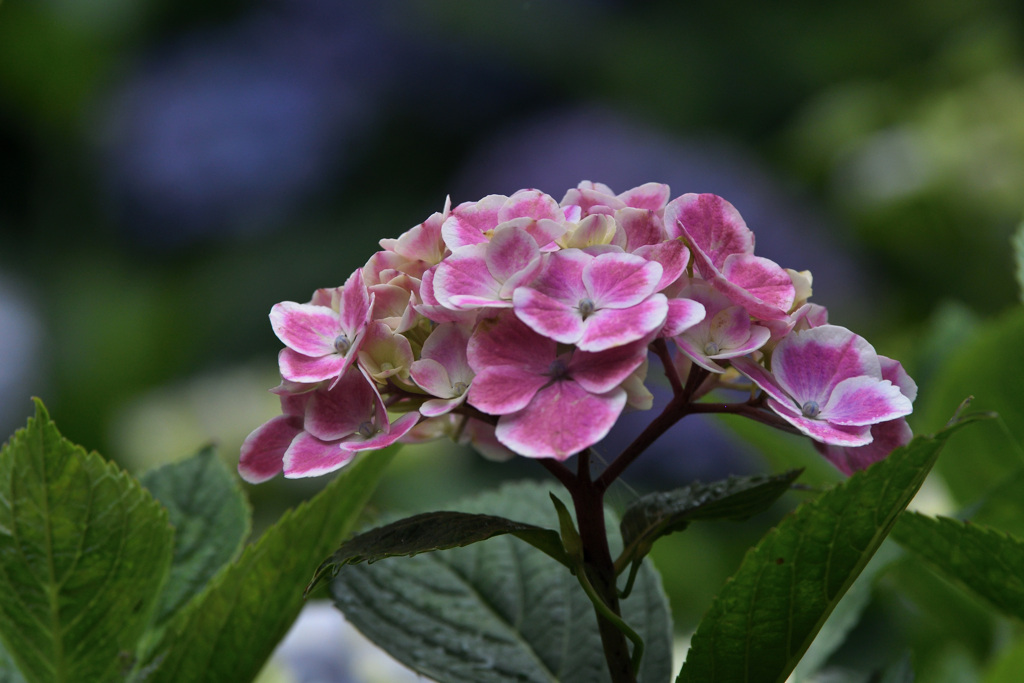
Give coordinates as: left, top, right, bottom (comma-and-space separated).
466, 312, 646, 459
240, 368, 418, 481
816, 356, 918, 474
441, 189, 566, 251
673, 282, 771, 372
409, 323, 475, 416
432, 224, 543, 310
732, 325, 913, 447
512, 249, 670, 351
664, 193, 795, 320
270, 269, 372, 384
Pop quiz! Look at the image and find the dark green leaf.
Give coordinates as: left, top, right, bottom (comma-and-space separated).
142, 449, 395, 683
0, 639, 27, 683
618, 469, 802, 573
330, 480, 673, 683
677, 417, 974, 683
892, 513, 1024, 622
140, 446, 251, 630
307, 509, 569, 594
0, 400, 174, 683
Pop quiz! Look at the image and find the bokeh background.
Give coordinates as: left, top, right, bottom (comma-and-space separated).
3, 1, 1024, 681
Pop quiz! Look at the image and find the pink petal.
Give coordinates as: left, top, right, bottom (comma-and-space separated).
618, 182, 670, 211
530, 249, 590, 302
664, 193, 754, 275
467, 366, 549, 415
584, 253, 661, 309
495, 382, 626, 459
278, 347, 350, 384
616, 208, 666, 252
303, 370, 378, 440
633, 239, 688, 291
820, 376, 913, 426
512, 287, 586, 345
486, 224, 542, 285
767, 400, 874, 447
282, 432, 354, 478
270, 302, 339, 357
410, 358, 453, 397
675, 337, 727, 373
879, 356, 918, 402
467, 312, 555, 374
709, 305, 754, 350
661, 297, 706, 337
441, 195, 506, 249
720, 254, 796, 316
339, 268, 373, 335
772, 326, 881, 405
569, 342, 648, 394
714, 325, 771, 359
731, 356, 795, 406
238, 414, 302, 483
341, 411, 420, 453
420, 394, 468, 417
818, 418, 913, 475
498, 189, 562, 222
433, 244, 503, 309
577, 295, 668, 351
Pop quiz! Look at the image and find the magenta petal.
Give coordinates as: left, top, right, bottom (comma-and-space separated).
634, 240, 688, 291
664, 193, 753, 274
486, 225, 541, 283
496, 382, 626, 459
467, 366, 548, 415
513, 287, 586, 345
433, 245, 501, 309
468, 312, 555, 374
661, 298, 706, 338
618, 182, 670, 211
584, 253, 661, 309
616, 208, 666, 251
570, 342, 647, 393
731, 356, 795, 406
238, 415, 302, 483
339, 268, 373, 334
880, 356, 918, 401
531, 249, 590, 302
721, 254, 796, 315
410, 358, 452, 397
709, 306, 753, 350
577, 295, 667, 351
441, 195, 505, 249
270, 302, 338, 356
421, 395, 467, 417
715, 325, 771, 359
820, 376, 913, 426
282, 433, 354, 478
768, 399, 873, 446
278, 348, 349, 383
819, 418, 913, 475
304, 370, 377, 440
772, 326, 881, 404
342, 412, 420, 453
675, 336, 726, 373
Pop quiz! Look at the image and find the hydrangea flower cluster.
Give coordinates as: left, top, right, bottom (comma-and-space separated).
240, 182, 914, 482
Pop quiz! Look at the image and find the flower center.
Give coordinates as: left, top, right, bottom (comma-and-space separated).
380, 362, 394, 372
703, 341, 720, 356
357, 421, 376, 438
452, 381, 468, 395
546, 358, 569, 379
577, 298, 596, 318
334, 334, 352, 355
801, 400, 821, 418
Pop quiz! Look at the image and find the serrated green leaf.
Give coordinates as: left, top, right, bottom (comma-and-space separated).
140, 446, 251, 631
0, 400, 174, 683
142, 449, 395, 683
330, 480, 673, 683
307, 509, 569, 594
677, 418, 973, 683
617, 469, 802, 574
892, 513, 1024, 622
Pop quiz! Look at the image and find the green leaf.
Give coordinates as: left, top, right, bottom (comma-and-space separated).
0, 400, 174, 683
142, 449, 395, 683
617, 469, 802, 574
892, 513, 1024, 622
330, 480, 673, 683
140, 446, 251, 631
307, 509, 569, 594
923, 307, 1024, 504
677, 418, 973, 683
0, 639, 27, 683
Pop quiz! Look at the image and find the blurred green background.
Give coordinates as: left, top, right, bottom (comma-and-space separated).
3, 1, 1024, 681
